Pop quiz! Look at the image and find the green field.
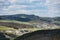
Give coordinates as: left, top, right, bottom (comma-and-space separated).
0, 20, 32, 25
0, 26, 15, 31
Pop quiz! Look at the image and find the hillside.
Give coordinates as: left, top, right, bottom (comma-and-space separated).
0, 14, 60, 40
0, 14, 60, 29
0, 14, 60, 25
15, 29, 60, 40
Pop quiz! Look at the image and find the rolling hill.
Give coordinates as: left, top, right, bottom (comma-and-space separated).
0, 14, 60, 40
0, 14, 60, 23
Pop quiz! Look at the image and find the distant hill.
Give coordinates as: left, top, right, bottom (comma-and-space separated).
0, 14, 60, 26
0, 14, 60, 22
0, 14, 33, 22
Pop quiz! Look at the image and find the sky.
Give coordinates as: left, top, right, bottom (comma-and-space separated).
0, 0, 60, 17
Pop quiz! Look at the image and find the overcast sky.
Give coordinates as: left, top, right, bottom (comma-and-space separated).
0, 0, 60, 17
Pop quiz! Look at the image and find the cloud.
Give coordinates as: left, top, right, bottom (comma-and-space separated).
0, 0, 60, 17
0, 0, 11, 9
43, 0, 60, 17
